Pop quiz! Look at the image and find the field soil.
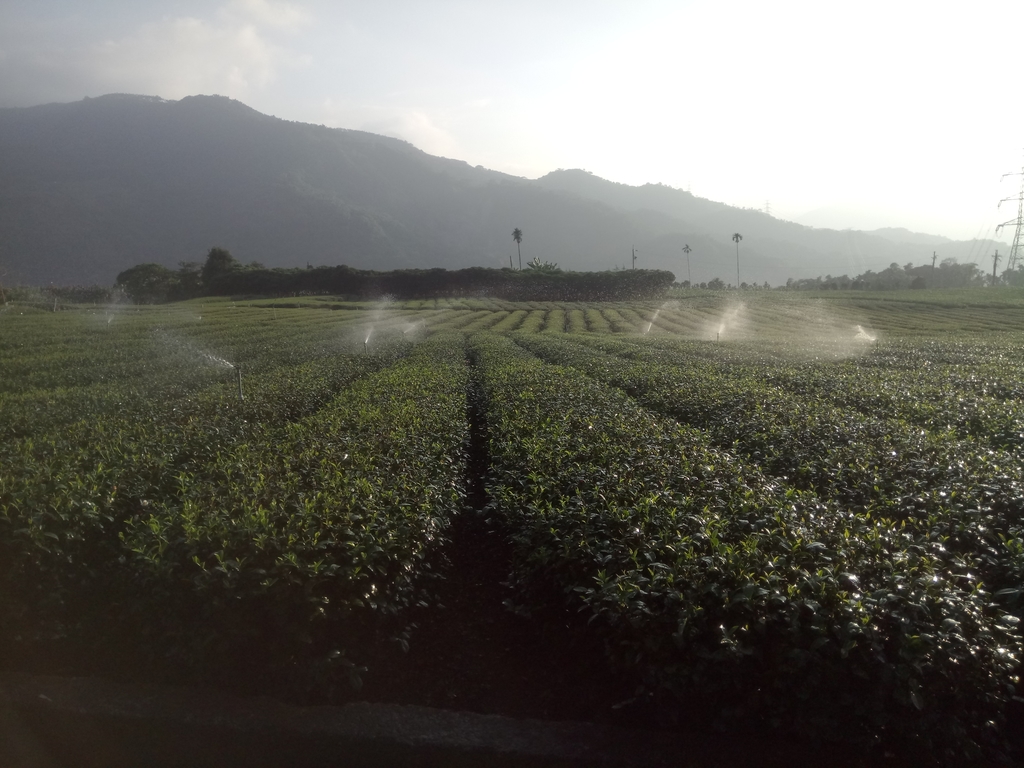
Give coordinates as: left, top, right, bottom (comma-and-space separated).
356, 508, 637, 723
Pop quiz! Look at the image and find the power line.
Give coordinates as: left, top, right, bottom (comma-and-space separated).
966, 225, 993, 266
996, 159, 1024, 271
964, 225, 984, 265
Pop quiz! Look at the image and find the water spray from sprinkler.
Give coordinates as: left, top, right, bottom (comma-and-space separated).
854, 325, 877, 342
198, 351, 243, 399
644, 309, 662, 336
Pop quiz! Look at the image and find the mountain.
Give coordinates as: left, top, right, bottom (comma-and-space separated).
865, 228, 951, 247
0, 94, 1005, 287
536, 170, 1005, 283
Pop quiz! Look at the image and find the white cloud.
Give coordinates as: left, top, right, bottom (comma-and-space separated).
93, 17, 269, 95
320, 100, 461, 158
0, 2, 312, 105
388, 111, 461, 158
223, 0, 311, 32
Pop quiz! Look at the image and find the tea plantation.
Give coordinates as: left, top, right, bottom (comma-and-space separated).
1, 291, 1022, 763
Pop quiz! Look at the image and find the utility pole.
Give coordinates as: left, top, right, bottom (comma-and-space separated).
996, 163, 1024, 272
992, 250, 1001, 286
682, 244, 692, 286
632, 246, 638, 270
765, 201, 771, 216
932, 251, 938, 271
732, 233, 743, 289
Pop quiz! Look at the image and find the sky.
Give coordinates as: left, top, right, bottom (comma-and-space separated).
1, 0, 1022, 243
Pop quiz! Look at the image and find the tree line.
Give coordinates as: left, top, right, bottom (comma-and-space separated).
784, 258, 1024, 291
114, 248, 677, 303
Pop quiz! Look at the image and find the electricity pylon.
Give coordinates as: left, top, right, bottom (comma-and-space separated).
997, 163, 1024, 272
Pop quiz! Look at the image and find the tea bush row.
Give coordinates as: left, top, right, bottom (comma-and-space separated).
472, 332, 1020, 759
0, 331, 468, 678
515, 334, 1024, 605
604, 336, 1024, 451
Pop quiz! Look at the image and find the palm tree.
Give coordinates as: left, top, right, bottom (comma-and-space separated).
512, 228, 523, 270
682, 244, 692, 287
732, 233, 743, 289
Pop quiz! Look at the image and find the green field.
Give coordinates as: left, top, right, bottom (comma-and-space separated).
2, 290, 1022, 762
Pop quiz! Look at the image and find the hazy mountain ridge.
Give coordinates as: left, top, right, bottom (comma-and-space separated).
0, 94, 1005, 286
864, 228, 952, 247
537, 169, 1002, 281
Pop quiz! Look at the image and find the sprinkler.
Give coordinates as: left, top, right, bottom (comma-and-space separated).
644, 308, 661, 336
236, 364, 244, 401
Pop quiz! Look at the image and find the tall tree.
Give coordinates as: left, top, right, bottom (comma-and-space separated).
732, 233, 743, 289
512, 228, 523, 270
201, 247, 239, 291
115, 263, 180, 304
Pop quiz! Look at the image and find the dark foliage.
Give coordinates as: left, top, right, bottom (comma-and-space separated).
786, 258, 994, 291
180, 250, 675, 302
43, 285, 115, 304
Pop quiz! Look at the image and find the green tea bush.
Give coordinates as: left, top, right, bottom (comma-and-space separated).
584, 308, 610, 333
1, 313, 468, 680
517, 310, 547, 333
517, 334, 1024, 611
566, 308, 587, 334
474, 332, 1020, 760
541, 308, 566, 334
